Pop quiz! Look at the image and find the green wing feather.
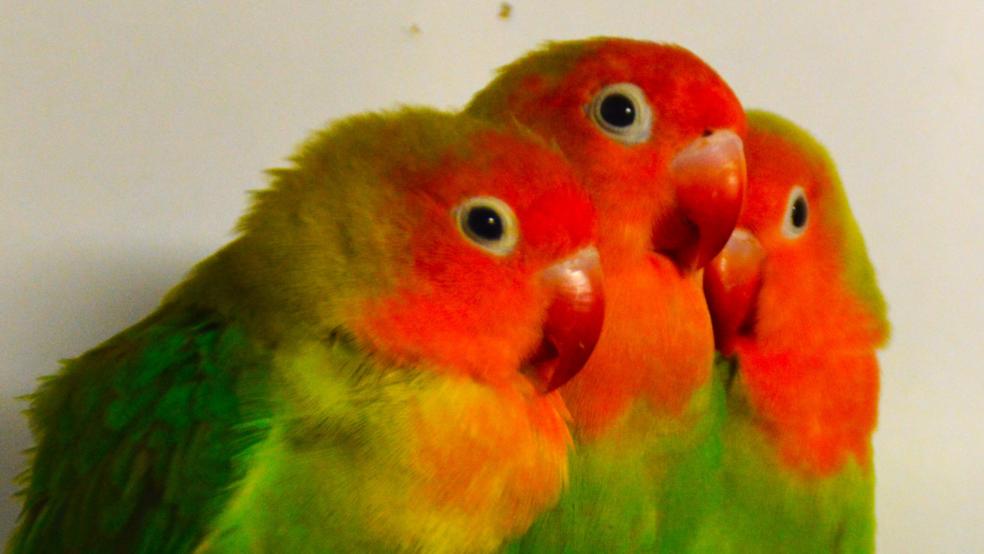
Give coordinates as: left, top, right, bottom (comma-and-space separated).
7, 307, 271, 554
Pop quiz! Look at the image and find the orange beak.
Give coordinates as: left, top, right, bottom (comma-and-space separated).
652, 130, 746, 273
703, 229, 765, 355
525, 247, 604, 393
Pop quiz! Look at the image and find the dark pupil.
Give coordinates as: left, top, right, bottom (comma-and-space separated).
599, 93, 636, 127
466, 206, 504, 241
791, 196, 808, 228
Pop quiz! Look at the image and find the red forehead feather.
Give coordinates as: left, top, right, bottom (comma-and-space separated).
496, 39, 746, 148
586, 41, 746, 135
740, 128, 823, 233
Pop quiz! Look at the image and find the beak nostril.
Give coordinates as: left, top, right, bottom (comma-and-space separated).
702, 128, 713, 137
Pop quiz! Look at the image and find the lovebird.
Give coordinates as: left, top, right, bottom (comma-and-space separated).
468, 38, 747, 551
7, 109, 607, 553
701, 111, 889, 553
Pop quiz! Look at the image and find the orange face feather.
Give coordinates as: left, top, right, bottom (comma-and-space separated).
469, 38, 747, 433
705, 111, 889, 475
350, 129, 602, 394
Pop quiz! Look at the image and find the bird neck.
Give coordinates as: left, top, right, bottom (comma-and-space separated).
729, 343, 880, 476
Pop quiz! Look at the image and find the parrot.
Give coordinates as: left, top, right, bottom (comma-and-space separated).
700, 110, 890, 553
467, 38, 747, 551
6, 108, 607, 553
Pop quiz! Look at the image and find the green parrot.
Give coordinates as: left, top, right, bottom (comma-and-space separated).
6, 109, 607, 553
700, 111, 890, 553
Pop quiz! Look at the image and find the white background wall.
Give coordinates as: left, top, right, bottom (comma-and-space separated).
2, 2, 981, 551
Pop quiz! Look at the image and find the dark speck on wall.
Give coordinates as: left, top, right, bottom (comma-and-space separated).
498, 2, 513, 20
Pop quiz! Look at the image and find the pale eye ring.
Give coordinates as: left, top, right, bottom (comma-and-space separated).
781, 186, 809, 238
454, 196, 519, 256
587, 83, 654, 145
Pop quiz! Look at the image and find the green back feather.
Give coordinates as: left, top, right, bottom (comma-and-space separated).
7, 307, 271, 553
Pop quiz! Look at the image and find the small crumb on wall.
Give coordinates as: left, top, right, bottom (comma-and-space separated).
498, 2, 512, 20
408, 23, 421, 35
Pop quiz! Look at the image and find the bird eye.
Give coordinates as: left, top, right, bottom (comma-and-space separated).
781, 186, 809, 238
454, 196, 519, 256
588, 83, 653, 145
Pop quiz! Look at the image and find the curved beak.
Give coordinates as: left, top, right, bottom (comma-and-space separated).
524, 247, 604, 393
703, 229, 765, 355
652, 130, 746, 273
